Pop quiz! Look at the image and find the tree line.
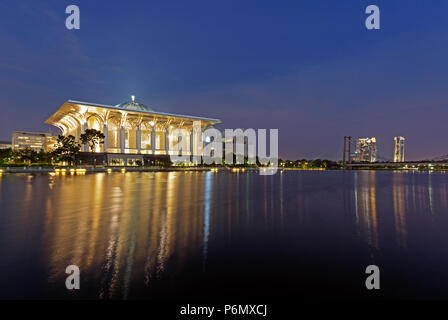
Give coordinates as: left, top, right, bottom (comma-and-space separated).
0, 129, 104, 166
1, 129, 339, 169
279, 159, 339, 169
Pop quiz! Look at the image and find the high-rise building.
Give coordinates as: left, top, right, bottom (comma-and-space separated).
355, 137, 377, 162
394, 136, 405, 162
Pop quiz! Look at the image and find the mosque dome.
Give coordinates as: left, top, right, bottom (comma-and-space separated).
115, 96, 153, 111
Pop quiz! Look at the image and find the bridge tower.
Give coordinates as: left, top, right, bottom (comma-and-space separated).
343, 136, 352, 169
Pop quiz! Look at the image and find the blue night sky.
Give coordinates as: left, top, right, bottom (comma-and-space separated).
1, 0, 448, 160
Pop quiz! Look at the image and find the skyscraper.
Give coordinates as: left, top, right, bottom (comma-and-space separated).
355, 137, 377, 162
394, 136, 405, 162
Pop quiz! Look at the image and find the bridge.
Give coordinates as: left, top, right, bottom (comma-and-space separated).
344, 161, 448, 169
344, 152, 448, 168
340, 136, 448, 169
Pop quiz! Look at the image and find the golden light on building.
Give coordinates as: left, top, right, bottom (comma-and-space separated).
12, 131, 58, 152
394, 136, 405, 163
0, 141, 11, 149
45, 97, 220, 166
354, 137, 377, 163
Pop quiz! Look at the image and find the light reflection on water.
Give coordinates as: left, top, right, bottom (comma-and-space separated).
1, 170, 448, 299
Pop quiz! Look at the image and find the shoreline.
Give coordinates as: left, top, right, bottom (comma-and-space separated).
0, 167, 446, 174
0, 167, 261, 174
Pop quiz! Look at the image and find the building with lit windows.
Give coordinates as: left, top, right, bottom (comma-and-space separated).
354, 137, 377, 163
45, 97, 221, 165
12, 131, 57, 152
394, 136, 405, 162
0, 140, 11, 149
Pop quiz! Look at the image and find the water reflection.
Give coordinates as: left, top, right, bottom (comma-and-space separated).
202, 172, 212, 271
392, 173, 407, 248
428, 173, 434, 216
353, 171, 379, 249
2, 171, 448, 299
351, 171, 448, 250
40, 172, 209, 298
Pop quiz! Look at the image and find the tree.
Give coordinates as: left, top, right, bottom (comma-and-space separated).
37, 149, 51, 165
52, 135, 81, 165
80, 129, 105, 153
0, 148, 17, 165
19, 148, 39, 164
311, 159, 323, 168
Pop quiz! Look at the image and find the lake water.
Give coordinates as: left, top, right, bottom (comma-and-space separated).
1, 170, 448, 300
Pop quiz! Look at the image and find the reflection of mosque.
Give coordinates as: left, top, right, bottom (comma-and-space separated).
42, 172, 215, 298
36, 170, 448, 298
40, 171, 285, 298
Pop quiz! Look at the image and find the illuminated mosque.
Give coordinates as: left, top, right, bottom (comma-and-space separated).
45, 97, 220, 165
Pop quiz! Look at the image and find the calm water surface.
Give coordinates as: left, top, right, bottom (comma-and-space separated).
1, 170, 448, 299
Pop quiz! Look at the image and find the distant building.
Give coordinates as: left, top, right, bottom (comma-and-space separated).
354, 137, 377, 162
12, 131, 58, 152
0, 140, 11, 149
394, 136, 405, 162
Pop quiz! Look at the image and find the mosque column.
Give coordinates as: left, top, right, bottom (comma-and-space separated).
136, 125, 141, 154
103, 123, 108, 153
120, 126, 125, 153
189, 128, 194, 161
82, 122, 89, 152
165, 128, 170, 155
192, 126, 203, 165
76, 126, 81, 143
151, 127, 156, 154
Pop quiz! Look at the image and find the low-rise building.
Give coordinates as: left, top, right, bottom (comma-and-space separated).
12, 131, 58, 152
0, 140, 11, 149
